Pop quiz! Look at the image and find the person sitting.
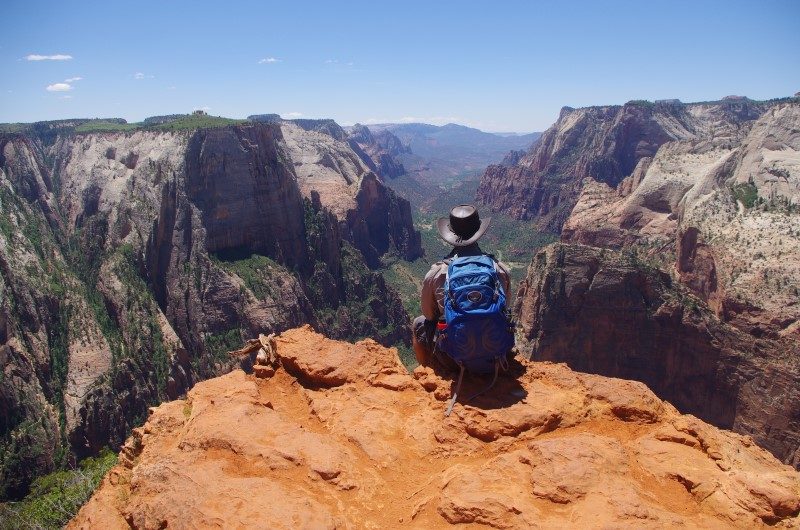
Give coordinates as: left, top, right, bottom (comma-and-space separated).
412, 204, 511, 368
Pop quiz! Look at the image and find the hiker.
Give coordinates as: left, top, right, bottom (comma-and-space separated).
412, 204, 513, 370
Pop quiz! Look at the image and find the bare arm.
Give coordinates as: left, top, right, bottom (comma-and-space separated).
495, 260, 512, 297
421, 262, 446, 321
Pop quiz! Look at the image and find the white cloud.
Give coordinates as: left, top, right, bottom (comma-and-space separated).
167, 85, 176, 90
64, 76, 83, 82
46, 83, 72, 92
133, 72, 154, 80
283, 112, 303, 118
26, 54, 72, 61
258, 57, 280, 64
323, 59, 359, 71
59, 95, 72, 100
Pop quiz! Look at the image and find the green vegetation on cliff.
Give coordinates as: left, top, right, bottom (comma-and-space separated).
0, 449, 116, 530
211, 252, 284, 301
1, 180, 175, 501
302, 199, 410, 348
74, 121, 139, 133
152, 114, 247, 131
731, 182, 759, 209
66, 115, 248, 134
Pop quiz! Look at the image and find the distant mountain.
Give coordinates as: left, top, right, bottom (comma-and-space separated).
349, 123, 540, 196
368, 122, 540, 164
493, 132, 536, 137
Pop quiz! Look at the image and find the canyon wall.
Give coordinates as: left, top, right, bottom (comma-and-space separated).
515, 243, 800, 470
347, 124, 409, 179
477, 98, 783, 232
560, 101, 800, 338
0, 120, 420, 499
498, 98, 800, 470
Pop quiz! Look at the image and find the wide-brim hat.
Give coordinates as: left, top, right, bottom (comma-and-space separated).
436, 204, 491, 247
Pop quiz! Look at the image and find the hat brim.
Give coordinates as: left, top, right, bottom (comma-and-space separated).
436, 216, 491, 247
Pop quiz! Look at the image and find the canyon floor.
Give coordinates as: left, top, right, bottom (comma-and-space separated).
69, 327, 800, 529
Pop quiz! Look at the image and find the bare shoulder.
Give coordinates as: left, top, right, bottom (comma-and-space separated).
424, 260, 447, 280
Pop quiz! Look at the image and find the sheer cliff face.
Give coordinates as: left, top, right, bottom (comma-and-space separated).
280, 122, 421, 264
70, 327, 800, 529
477, 99, 771, 231
0, 122, 420, 499
515, 243, 800, 470
561, 102, 800, 337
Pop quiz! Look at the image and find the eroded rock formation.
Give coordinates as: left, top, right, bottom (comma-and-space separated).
477, 98, 789, 232
560, 101, 800, 337
281, 121, 422, 264
69, 327, 800, 529
347, 123, 409, 179
0, 120, 420, 498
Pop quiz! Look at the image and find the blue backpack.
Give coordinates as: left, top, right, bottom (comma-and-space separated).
440, 254, 514, 374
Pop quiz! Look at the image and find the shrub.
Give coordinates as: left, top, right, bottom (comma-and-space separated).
0, 449, 117, 530
730, 182, 759, 209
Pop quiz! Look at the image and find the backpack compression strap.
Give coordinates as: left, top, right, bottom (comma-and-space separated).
443, 356, 508, 418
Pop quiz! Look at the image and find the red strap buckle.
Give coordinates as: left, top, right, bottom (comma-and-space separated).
436, 322, 447, 331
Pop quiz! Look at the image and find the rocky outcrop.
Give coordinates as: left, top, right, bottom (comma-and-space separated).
70, 326, 800, 529
477, 98, 785, 232
500, 148, 526, 166
288, 118, 348, 141
0, 120, 418, 499
515, 243, 800, 470
347, 123, 408, 179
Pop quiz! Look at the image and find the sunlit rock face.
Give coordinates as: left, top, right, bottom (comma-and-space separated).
0, 119, 419, 498
556, 101, 800, 338
477, 98, 784, 232
70, 326, 800, 529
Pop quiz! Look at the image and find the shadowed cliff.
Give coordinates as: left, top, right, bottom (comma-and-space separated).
515, 243, 800, 470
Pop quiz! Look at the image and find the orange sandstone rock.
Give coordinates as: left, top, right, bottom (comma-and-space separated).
69, 326, 800, 529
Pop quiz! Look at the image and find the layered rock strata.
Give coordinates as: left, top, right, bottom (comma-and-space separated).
477, 98, 791, 232
560, 101, 800, 337
515, 243, 800, 470
70, 327, 800, 529
0, 120, 419, 498
280, 121, 421, 265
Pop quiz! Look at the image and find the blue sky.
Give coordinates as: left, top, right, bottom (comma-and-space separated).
1, 0, 799, 131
